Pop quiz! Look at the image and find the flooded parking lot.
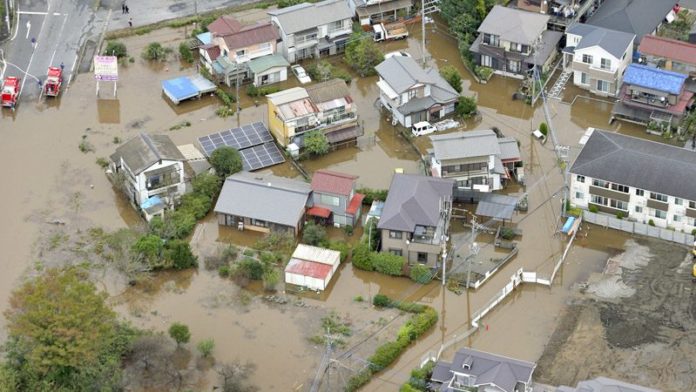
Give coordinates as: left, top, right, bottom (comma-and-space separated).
0, 11, 676, 391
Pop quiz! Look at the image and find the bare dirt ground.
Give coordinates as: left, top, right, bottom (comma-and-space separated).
536, 237, 696, 391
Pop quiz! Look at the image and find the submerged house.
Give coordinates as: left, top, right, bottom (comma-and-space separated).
308, 170, 364, 228
638, 35, 696, 78
109, 133, 187, 221
557, 377, 660, 392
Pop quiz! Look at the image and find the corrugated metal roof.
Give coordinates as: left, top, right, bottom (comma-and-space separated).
475, 193, 518, 220
477, 5, 549, 45
221, 22, 279, 51
247, 53, 290, 74
113, 133, 185, 175
639, 35, 696, 66
311, 170, 357, 196
268, 0, 353, 34
430, 130, 501, 160
292, 244, 341, 266
622, 64, 686, 95
346, 193, 364, 215
285, 258, 333, 279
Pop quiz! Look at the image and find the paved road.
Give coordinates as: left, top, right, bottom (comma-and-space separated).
104, 0, 247, 30
1, 0, 103, 101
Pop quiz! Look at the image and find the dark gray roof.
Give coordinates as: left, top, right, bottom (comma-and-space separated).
476, 193, 518, 220
433, 348, 535, 392
566, 23, 635, 59
112, 133, 185, 175
570, 129, 696, 201
478, 5, 549, 45
560, 377, 661, 392
378, 174, 454, 232
268, 0, 352, 34
375, 56, 438, 94
398, 96, 436, 115
214, 172, 311, 227
586, 0, 674, 40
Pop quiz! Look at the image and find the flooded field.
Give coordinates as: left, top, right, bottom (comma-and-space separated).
0, 10, 673, 391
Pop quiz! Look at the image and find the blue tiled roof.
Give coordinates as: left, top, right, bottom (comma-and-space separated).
622, 64, 687, 95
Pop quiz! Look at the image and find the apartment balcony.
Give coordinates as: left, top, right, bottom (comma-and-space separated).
572, 61, 617, 79
294, 32, 319, 49
235, 47, 275, 63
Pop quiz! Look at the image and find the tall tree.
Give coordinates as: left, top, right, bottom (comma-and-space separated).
344, 33, 384, 77
210, 146, 243, 179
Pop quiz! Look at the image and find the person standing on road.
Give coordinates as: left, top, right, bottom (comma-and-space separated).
128, 18, 133, 27
31, 37, 36, 49
121, 3, 125, 14
125, 5, 129, 14
60, 62, 65, 71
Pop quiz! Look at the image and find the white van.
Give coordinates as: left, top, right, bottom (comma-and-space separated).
411, 121, 437, 137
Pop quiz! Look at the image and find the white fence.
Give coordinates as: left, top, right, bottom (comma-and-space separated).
582, 211, 695, 246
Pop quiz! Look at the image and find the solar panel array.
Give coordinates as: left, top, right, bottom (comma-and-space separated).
197, 122, 285, 171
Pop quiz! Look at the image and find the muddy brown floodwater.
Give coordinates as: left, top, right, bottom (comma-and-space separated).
0, 11, 670, 392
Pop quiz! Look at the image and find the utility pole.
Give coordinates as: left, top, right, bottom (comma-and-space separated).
440, 196, 452, 286
465, 216, 479, 330
421, 0, 439, 66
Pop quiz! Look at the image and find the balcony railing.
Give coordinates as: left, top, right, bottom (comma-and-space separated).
295, 34, 318, 46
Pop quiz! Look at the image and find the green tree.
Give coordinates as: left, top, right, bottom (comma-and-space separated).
351, 242, 374, 271
104, 41, 127, 58
180, 192, 212, 219
2, 268, 134, 390
538, 122, 549, 136
168, 322, 191, 346
197, 339, 215, 357
345, 33, 384, 76
455, 95, 477, 119
192, 172, 222, 199
302, 221, 327, 246
210, 146, 243, 178
165, 239, 198, 270
132, 234, 163, 268
409, 264, 433, 284
262, 267, 280, 291
178, 42, 194, 63
142, 42, 172, 61
304, 130, 330, 156
439, 65, 463, 93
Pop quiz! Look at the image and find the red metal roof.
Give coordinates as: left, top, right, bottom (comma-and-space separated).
346, 193, 364, 215
285, 258, 333, 280
307, 206, 332, 218
221, 23, 279, 51
639, 35, 696, 66
311, 170, 358, 196
208, 15, 242, 36
203, 45, 221, 61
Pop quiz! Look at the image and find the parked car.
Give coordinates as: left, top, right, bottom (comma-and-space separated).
411, 121, 437, 137
291, 65, 311, 84
385, 51, 412, 59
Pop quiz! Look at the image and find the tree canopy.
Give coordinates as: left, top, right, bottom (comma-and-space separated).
210, 146, 243, 179
440, 65, 463, 93
304, 130, 330, 156
344, 33, 384, 77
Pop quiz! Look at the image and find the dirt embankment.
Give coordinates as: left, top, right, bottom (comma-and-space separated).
536, 239, 696, 391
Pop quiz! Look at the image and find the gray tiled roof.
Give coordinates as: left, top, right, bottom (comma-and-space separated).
430, 130, 502, 160
570, 129, 696, 201
375, 56, 438, 94
214, 172, 311, 227
268, 0, 352, 34
498, 137, 521, 161
566, 23, 635, 59
586, 0, 674, 40
306, 78, 350, 104
477, 5, 549, 45
433, 348, 535, 392
560, 377, 661, 392
378, 174, 454, 232
112, 133, 185, 175
425, 68, 460, 102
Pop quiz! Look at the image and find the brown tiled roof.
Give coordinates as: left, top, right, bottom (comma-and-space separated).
306, 78, 350, 104
311, 170, 357, 196
639, 35, 696, 66
222, 22, 279, 51
208, 15, 242, 36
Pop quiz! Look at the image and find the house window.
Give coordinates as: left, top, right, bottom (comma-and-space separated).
257, 42, 271, 51
676, 198, 683, 205
610, 183, 629, 193
635, 206, 643, 213
389, 230, 403, 239
507, 60, 521, 73
236, 49, 246, 57
483, 33, 499, 47
408, 89, 417, 99
510, 42, 522, 52
576, 175, 585, 183
591, 195, 608, 206
575, 192, 584, 199
690, 201, 696, 209
481, 55, 492, 67
582, 54, 593, 64
650, 192, 668, 202
600, 58, 611, 70
320, 194, 340, 206
610, 199, 628, 211
389, 248, 403, 256
596, 80, 609, 92
636, 189, 644, 197
251, 218, 268, 227
592, 179, 608, 188
653, 210, 667, 219
417, 252, 428, 264
674, 215, 682, 222
622, 52, 627, 60
330, 20, 343, 31
580, 72, 588, 85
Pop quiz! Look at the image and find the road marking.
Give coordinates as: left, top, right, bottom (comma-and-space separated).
18, 11, 61, 16
49, 14, 69, 66
25, 21, 31, 39
0, 50, 6, 80
18, 1, 52, 99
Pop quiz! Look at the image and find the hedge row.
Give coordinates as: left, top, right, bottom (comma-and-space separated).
351, 243, 405, 275
345, 295, 438, 391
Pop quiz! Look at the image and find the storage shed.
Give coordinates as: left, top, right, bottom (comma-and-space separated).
284, 244, 341, 291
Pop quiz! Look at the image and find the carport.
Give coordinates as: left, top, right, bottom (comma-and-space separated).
161, 74, 216, 104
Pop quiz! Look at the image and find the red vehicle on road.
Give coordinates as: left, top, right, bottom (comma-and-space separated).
44, 67, 63, 97
1, 76, 20, 109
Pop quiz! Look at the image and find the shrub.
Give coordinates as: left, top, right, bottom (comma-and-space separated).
104, 41, 127, 58
354, 295, 364, 302
395, 301, 427, 314
178, 42, 194, 63
440, 65, 462, 93
197, 338, 215, 357
539, 122, 549, 136
455, 96, 477, 119
373, 294, 392, 307
372, 252, 405, 276
306, 60, 333, 81
180, 193, 212, 220
588, 205, 599, 213
345, 369, 372, 392
302, 221, 327, 246
191, 172, 222, 199
648, 219, 655, 226
237, 258, 264, 280
369, 341, 403, 372
499, 227, 515, 240
344, 224, 354, 236
474, 66, 493, 81
363, 217, 380, 251
304, 130, 330, 156
167, 210, 197, 239
142, 42, 172, 61
132, 234, 163, 267
333, 68, 353, 83
567, 207, 583, 218
410, 264, 433, 284
352, 243, 374, 271
218, 265, 231, 277
616, 211, 625, 220
96, 157, 110, 168
165, 239, 198, 270
262, 268, 280, 291
168, 322, 191, 346
210, 146, 243, 178
692, 229, 696, 236
328, 241, 350, 262
246, 84, 281, 97
357, 188, 388, 204
216, 88, 237, 106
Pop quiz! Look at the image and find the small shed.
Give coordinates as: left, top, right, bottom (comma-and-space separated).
284, 244, 341, 291
162, 74, 216, 104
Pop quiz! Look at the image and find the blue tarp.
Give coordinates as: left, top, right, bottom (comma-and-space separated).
162, 75, 216, 104
141, 195, 163, 210
197, 32, 212, 45
561, 216, 576, 234
623, 64, 687, 95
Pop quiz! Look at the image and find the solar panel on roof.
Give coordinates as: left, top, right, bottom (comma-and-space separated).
197, 123, 284, 171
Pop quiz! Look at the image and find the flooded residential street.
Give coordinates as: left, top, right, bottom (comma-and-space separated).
0, 12, 676, 391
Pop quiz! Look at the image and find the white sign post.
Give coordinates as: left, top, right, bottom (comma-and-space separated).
94, 55, 119, 97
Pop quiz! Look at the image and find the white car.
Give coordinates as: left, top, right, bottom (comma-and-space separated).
385, 51, 412, 59
291, 65, 311, 84
411, 121, 437, 137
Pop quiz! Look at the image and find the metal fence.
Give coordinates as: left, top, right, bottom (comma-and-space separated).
582, 211, 695, 246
